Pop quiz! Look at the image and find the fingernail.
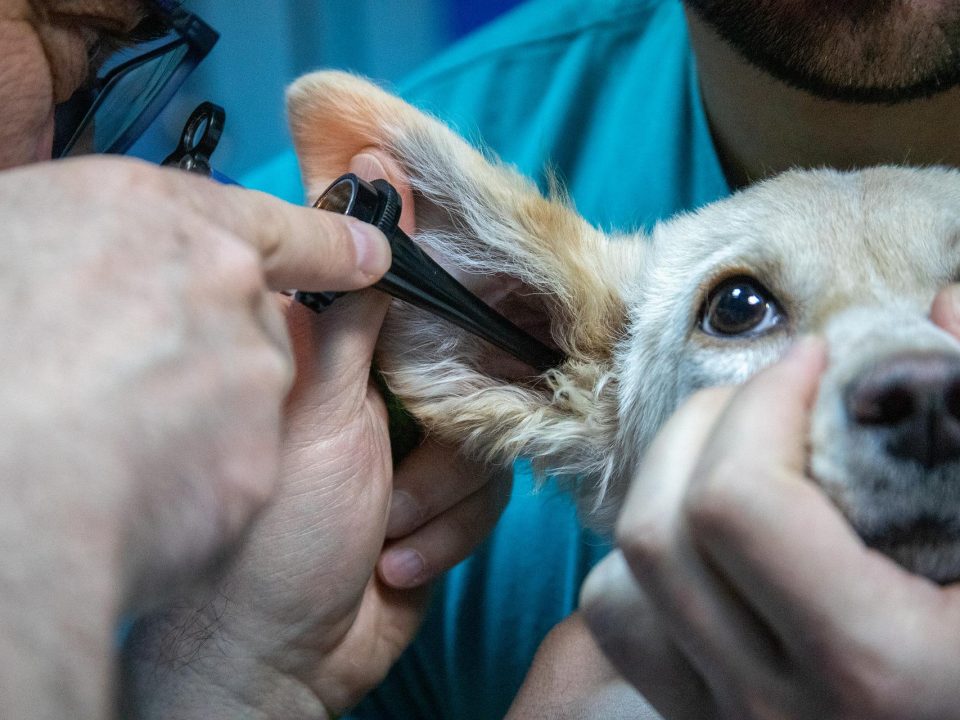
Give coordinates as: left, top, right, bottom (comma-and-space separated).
387, 490, 419, 537
947, 284, 960, 314
380, 548, 425, 588
350, 221, 391, 278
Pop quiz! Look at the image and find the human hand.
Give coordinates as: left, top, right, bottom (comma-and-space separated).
0, 156, 389, 719
120, 149, 517, 719
377, 439, 512, 589
121, 289, 421, 719
581, 334, 960, 720
119, 151, 476, 718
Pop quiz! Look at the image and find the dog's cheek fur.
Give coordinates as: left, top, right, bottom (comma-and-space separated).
287, 71, 642, 511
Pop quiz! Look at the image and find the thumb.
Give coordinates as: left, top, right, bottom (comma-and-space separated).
931, 284, 960, 339
705, 335, 827, 474
284, 290, 391, 415
171, 167, 393, 291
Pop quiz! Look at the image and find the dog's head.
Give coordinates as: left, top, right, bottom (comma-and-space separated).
288, 72, 960, 582
624, 170, 960, 582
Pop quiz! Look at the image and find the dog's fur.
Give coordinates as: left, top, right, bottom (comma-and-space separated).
288, 71, 960, 583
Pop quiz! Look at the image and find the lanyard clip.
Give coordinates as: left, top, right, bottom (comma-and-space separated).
163, 101, 226, 177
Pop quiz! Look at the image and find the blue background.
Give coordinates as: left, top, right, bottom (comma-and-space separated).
131, 0, 523, 180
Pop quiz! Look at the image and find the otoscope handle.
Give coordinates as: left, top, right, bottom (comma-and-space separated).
296, 174, 565, 373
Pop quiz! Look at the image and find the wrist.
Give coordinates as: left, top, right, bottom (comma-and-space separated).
121, 610, 331, 720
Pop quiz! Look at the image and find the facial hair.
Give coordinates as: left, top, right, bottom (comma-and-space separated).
684, 0, 960, 103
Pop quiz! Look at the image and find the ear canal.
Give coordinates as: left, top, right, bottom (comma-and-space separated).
287, 71, 635, 523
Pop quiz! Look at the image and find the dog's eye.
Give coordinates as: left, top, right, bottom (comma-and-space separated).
700, 276, 783, 337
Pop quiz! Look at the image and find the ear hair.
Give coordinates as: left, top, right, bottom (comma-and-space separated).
287, 71, 642, 525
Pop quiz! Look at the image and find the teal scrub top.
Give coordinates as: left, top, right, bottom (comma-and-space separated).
243, 0, 729, 716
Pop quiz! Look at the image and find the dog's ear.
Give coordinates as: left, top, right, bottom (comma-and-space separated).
287, 71, 641, 522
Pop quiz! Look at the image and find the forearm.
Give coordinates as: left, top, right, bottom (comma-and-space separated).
505, 613, 663, 720
120, 612, 331, 720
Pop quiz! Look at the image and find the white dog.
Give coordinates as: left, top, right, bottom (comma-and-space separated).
288, 71, 960, 584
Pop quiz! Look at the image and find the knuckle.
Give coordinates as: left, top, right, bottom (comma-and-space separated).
224, 444, 280, 523
241, 195, 288, 262
684, 457, 752, 542
579, 552, 630, 618
814, 641, 907, 719
220, 387, 286, 503
200, 228, 268, 299
220, 238, 266, 291
263, 340, 295, 396
104, 156, 173, 198
448, 499, 487, 543
615, 512, 672, 578
237, 326, 294, 397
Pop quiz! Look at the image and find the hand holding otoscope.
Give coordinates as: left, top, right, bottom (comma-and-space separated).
166, 102, 564, 373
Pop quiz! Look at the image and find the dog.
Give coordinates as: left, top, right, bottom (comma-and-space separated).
287, 71, 960, 584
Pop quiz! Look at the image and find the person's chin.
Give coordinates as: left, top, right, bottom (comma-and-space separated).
684, 0, 960, 104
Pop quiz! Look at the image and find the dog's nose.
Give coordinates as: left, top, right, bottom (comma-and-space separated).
845, 352, 960, 469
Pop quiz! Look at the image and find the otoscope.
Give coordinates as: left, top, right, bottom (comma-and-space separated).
165, 103, 565, 374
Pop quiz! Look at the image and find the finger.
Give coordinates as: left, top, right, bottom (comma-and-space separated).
158, 164, 392, 292
284, 290, 391, 420
386, 441, 500, 538
616, 385, 786, 703
693, 440, 939, 659
378, 470, 512, 588
931, 284, 960, 338
321, 576, 431, 716
683, 337, 912, 654
618, 385, 734, 529
581, 551, 716, 720
689, 335, 827, 484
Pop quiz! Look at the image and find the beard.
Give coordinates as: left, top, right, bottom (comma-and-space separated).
684, 0, 960, 103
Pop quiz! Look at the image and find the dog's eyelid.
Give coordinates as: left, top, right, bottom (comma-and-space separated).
697, 274, 785, 338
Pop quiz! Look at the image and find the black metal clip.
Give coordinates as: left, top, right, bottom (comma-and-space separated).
162, 101, 226, 177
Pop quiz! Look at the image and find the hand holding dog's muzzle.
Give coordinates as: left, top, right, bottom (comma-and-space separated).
579, 338, 960, 720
